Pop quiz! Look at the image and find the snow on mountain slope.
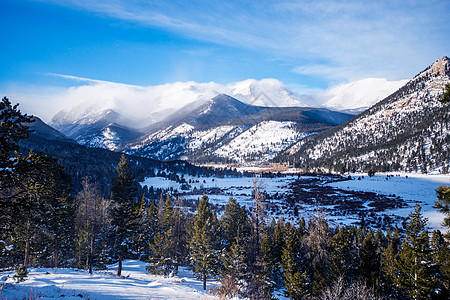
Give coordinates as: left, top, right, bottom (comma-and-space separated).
282, 56, 450, 173
51, 79, 307, 131
226, 78, 307, 107
214, 121, 306, 162
125, 95, 353, 163
322, 78, 408, 113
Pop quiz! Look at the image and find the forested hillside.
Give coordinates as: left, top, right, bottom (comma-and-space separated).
277, 57, 450, 174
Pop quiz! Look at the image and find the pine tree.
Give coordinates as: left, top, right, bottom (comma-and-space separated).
430, 230, 450, 297
221, 197, 251, 250
218, 239, 248, 298
189, 194, 220, 290
147, 231, 174, 276
434, 185, 450, 238
397, 204, 439, 299
109, 154, 138, 276
40, 159, 74, 268
381, 228, 401, 298
281, 222, 309, 299
147, 194, 178, 276
359, 230, 381, 287
137, 198, 158, 260
0, 97, 33, 178
329, 226, 357, 282
439, 83, 450, 104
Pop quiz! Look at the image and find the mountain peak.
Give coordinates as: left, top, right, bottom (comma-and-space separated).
417, 56, 450, 78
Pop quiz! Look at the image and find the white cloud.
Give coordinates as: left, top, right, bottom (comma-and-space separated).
3, 73, 409, 128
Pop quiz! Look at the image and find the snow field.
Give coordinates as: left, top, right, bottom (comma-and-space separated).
142, 172, 449, 230
0, 260, 218, 300
328, 173, 450, 230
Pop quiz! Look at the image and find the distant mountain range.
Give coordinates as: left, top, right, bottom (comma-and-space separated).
49, 76, 406, 164
124, 94, 352, 163
276, 56, 450, 173
25, 57, 449, 172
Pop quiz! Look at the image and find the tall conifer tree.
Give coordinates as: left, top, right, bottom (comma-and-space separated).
109, 154, 138, 276
190, 194, 220, 290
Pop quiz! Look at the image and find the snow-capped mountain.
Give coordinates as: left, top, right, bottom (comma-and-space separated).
125, 94, 352, 163
50, 73, 411, 161
226, 78, 306, 107
52, 109, 143, 151
278, 56, 450, 173
322, 78, 408, 113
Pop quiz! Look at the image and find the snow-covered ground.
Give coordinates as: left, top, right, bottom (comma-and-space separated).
328, 173, 450, 230
141, 175, 296, 209
0, 260, 218, 300
142, 172, 450, 230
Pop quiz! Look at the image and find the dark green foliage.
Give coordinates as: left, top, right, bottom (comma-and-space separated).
359, 230, 381, 287
147, 231, 174, 276
221, 197, 251, 250
0, 97, 33, 176
189, 194, 220, 290
218, 240, 248, 298
435, 185, 450, 235
329, 226, 358, 282
281, 223, 309, 299
147, 194, 180, 276
440, 83, 450, 104
397, 204, 440, 299
109, 154, 139, 276
430, 230, 450, 297
381, 228, 401, 297
13, 265, 28, 282
303, 213, 331, 296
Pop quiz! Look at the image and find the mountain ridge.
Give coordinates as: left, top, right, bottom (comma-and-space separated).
276, 56, 450, 173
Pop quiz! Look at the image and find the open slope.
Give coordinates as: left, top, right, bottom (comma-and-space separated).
125, 94, 352, 163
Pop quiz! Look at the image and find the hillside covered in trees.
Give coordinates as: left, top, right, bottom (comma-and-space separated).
276, 57, 450, 174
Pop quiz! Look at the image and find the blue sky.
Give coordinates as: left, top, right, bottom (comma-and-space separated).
1, 0, 449, 117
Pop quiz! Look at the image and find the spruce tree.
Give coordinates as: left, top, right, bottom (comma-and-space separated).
147, 194, 177, 276
189, 194, 220, 290
434, 185, 450, 238
219, 239, 248, 298
281, 222, 309, 299
147, 231, 175, 276
397, 204, 439, 299
381, 228, 401, 298
329, 226, 357, 282
109, 154, 138, 276
221, 197, 251, 250
430, 230, 450, 297
303, 213, 331, 296
359, 230, 381, 287
0, 97, 33, 177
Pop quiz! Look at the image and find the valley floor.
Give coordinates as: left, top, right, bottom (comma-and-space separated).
142, 172, 450, 230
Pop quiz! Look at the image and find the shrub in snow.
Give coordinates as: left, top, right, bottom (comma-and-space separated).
13, 265, 28, 282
